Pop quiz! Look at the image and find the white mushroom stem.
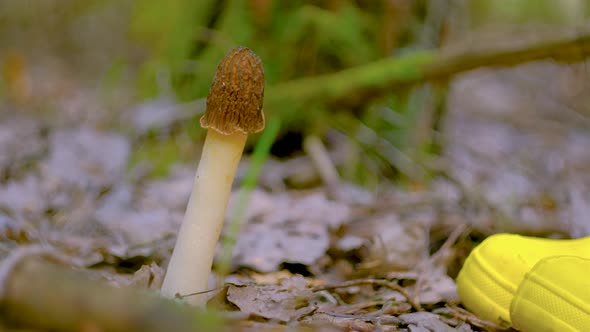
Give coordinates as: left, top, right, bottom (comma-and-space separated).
161, 129, 247, 306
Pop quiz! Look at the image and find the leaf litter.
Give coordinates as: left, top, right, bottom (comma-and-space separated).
0, 112, 475, 331
2, 60, 590, 331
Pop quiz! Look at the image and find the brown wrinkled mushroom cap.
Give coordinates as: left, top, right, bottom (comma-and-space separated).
200, 47, 265, 135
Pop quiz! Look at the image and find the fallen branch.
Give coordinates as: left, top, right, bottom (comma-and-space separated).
136, 26, 590, 134
267, 25, 590, 111
0, 257, 224, 332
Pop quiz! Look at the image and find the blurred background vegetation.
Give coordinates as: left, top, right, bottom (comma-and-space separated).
1, 0, 589, 187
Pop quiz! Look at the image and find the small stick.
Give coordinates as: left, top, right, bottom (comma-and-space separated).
303, 135, 340, 189
312, 278, 423, 312
445, 305, 507, 331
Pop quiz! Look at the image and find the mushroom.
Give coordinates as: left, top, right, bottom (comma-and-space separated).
161, 47, 265, 306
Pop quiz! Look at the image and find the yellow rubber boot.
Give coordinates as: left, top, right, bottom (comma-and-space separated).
456, 234, 590, 328
510, 255, 590, 332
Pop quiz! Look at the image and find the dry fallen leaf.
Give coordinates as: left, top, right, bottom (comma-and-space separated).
414, 270, 460, 305
399, 312, 457, 332
224, 275, 315, 322
230, 190, 351, 272
44, 127, 130, 189
129, 262, 165, 289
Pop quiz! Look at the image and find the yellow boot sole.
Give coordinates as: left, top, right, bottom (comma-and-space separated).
510, 255, 590, 332
456, 234, 590, 327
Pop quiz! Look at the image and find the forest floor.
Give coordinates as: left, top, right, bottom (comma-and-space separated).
1, 56, 589, 331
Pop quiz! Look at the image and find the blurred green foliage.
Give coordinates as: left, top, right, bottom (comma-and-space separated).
126, 1, 378, 182
130, 1, 383, 101
2, 0, 587, 183
127, 0, 589, 184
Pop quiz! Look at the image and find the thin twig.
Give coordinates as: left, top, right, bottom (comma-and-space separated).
445, 304, 509, 331
317, 311, 403, 325
303, 135, 340, 188
268, 24, 590, 112
312, 278, 423, 312
413, 224, 469, 305
177, 286, 224, 300
428, 223, 469, 268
